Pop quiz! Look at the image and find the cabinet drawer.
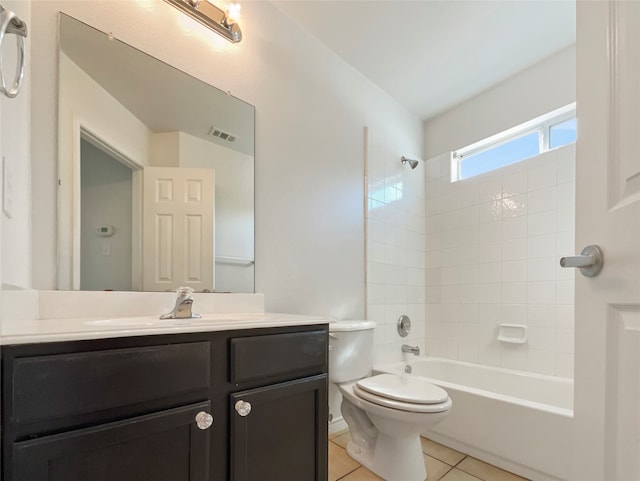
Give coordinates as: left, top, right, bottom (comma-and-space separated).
11, 342, 210, 424
230, 331, 326, 384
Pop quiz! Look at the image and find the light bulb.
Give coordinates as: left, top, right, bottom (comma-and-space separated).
224, 3, 241, 25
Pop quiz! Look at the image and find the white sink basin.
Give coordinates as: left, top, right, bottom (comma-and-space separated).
84, 318, 181, 327
83, 314, 259, 328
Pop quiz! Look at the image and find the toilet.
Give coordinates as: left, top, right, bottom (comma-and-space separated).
329, 320, 451, 481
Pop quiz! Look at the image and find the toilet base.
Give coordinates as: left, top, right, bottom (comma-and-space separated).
338, 380, 450, 481
346, 433, 426, 481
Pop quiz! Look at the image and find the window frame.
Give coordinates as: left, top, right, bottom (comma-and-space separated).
451, 102, 576, 181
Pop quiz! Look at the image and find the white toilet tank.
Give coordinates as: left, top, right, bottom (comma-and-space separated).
329, 320, 376, 384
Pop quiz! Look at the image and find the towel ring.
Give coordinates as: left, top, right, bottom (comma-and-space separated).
0, 6, 27, 99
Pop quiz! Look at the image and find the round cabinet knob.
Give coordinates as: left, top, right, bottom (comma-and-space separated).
195, 411, 214, 430
235, 400, 252, 417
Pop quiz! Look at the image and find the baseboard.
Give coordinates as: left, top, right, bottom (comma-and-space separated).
329, 417, 348, 436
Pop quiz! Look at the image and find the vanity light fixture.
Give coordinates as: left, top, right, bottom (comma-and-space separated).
164, 0, 242, 43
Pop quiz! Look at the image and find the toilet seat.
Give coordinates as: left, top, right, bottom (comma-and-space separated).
354, 374, 450, 413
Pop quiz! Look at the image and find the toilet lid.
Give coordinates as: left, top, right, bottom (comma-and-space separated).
356, 374, 449, 405
353, 383, 451, 413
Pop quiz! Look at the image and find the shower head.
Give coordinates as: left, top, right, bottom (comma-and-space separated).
401, 156, 419, 169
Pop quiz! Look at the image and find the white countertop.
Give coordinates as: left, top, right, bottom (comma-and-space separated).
1, 312, 331, 345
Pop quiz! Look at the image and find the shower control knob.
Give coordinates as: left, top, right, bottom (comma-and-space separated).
195, 411, 214, 430
235, 400, 252, 417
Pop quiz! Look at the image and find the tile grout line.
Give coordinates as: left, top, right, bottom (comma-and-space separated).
452, 456, 489, 481
336, 465, 361, 481
454, 455, 467, 467
436, 464, 455, 481
331, 437, 528, 481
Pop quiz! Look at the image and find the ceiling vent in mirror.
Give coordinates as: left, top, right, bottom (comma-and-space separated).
208, 126, 236, 143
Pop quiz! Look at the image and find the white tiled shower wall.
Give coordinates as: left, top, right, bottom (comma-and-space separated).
366, 129, 426, 365
424, 144, 575, 377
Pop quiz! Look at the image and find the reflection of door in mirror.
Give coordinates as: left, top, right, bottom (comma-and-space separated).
57, 14, 255, 293
79, 138, 215, 292
142, 167, 214, 292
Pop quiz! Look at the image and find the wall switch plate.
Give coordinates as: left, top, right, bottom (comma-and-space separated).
102, 241, 112, 256
3, 156, 13, 218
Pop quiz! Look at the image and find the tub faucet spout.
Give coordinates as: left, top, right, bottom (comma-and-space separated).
402, 344, 420, 356
161, 287, 201, 319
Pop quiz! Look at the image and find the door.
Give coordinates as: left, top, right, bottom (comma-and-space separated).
143, 167, 215, 292
12, 402, 211, 481
573, 2, 640, 480
230, 375, 328, 481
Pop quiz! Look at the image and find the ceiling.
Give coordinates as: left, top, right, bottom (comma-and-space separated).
273, 1, 576, 121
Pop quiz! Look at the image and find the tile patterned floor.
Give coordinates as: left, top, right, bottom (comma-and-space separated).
329, 431, 530, 481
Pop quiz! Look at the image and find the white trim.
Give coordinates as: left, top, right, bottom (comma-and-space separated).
131, 170, 143, 291
363, 126, 369, 318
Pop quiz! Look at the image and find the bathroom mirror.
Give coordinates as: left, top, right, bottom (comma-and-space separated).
57, 14, 255, 293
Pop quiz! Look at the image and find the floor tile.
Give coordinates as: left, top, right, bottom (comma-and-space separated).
332, 431, 352, 449
329, 442, 360, 481
420, 437, 466, 466
439, 468, 483, 481
425, 454, 453, 481
339, 466, 385, 481
457, 457, 530, 481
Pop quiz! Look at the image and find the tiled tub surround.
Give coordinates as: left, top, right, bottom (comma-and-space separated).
365, 127, 426, 365
424, 144, 575, 377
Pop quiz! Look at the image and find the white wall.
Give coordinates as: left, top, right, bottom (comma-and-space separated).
29, 0, 422, 320
149, 132, 180, 167
424, 145, 575, 377
59, 52, 152, 168
423, 45, 576, 159
1, 0, 31, 289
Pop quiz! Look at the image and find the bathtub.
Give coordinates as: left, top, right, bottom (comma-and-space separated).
376, 357, 573, 481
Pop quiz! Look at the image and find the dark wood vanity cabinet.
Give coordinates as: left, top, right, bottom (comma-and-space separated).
230, 375, 327, 481
12, 401, 212, 481
1, 324, 328, 481
228, 331, 329, 481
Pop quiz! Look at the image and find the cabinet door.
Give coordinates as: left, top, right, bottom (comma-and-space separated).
230, 374, 328, 481
12, 401, 211, 481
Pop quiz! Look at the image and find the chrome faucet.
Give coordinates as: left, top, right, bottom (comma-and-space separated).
402, 344, 420, 356
161, 287, 201, 319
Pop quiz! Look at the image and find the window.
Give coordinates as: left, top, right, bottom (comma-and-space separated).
549, 117, 577, 148
452, 103, 576, 181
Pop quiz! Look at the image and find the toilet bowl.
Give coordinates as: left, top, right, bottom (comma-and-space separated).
329, 321, 451, 481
